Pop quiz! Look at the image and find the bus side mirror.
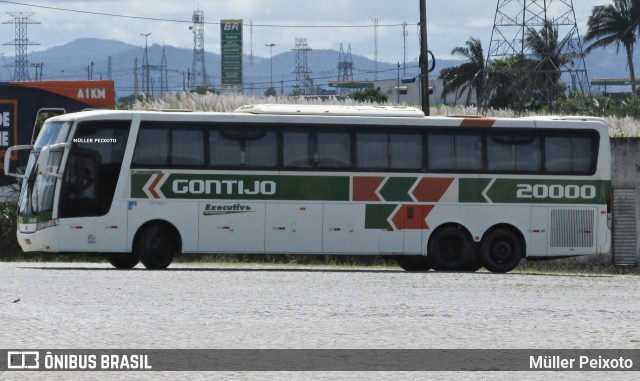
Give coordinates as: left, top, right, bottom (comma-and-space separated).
3, 145, 33, 178
36, 143, 69, 178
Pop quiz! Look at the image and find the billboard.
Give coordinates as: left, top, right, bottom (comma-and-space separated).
220, 19, 243, 93
0, 80, 115, 188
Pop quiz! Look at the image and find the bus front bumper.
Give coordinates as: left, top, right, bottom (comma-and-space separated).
17, 228, 60, 252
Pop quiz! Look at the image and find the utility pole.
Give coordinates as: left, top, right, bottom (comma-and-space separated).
373, 18, 379, 81
190, 10, 208, 90
402, 22, 408, 78
397, 62, 401, 104
133, 58, 138, 99
3, 12, 40, 81
419, 0, 430, 115
140, 32, 151, 95
265, 43, 276, 88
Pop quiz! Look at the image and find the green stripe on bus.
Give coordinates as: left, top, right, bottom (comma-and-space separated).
459, 178, 492, 203
130, 173, 153, 198
364, 204, 397, 230
378, 177, 417, 202
131, 173, 350, 201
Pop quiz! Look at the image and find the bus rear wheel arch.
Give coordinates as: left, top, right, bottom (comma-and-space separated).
427, 225, 475, 271
134, 221, 181, 270
480, 226, 524, 273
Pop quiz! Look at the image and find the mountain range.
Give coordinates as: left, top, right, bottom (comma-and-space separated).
2, 38, 636, 99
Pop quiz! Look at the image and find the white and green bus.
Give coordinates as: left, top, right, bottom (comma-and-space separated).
4, 104, 612, 272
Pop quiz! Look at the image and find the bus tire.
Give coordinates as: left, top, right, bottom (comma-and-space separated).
459, 250, 483, 272
136, 224, 176, 270
428, 226, 473, 271
480, 228, 522, 273
396, 255, 431, 272
107, 253, 140, 269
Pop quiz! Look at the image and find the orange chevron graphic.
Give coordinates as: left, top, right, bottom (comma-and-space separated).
391, 205, 435, 230
460, 117, 496, 128
148, 173, 165, 199
352, 176, 385, 201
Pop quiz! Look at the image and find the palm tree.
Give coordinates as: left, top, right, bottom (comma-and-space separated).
627, 0, 640, 35
584, 0, 638, 94
526, 20, 571, 81
525, 20, 571, 110
438, 37, 485, 106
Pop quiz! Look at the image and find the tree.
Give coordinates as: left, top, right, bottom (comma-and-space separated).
584, 0, 638, 94
626, 0, 640, 36
483, 56, 529, 110
525, 20, 571, 110
350, 88, 388, 103
438, 37, 485, 106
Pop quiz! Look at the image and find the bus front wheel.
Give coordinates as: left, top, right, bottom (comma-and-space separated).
480, 228, 522, 273
428, 226, 473, 271
136, 224, 176, 270
107, 253, 140, 269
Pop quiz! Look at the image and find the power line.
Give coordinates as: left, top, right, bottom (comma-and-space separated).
0, 1, 406, 29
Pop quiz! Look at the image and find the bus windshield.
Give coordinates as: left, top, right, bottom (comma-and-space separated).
34, 121, 72, 151
18, 121, 71, 218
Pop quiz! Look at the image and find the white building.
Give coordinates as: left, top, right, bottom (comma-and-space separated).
370, 78, 477, 107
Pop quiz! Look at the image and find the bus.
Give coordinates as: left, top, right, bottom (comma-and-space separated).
4, 104, 612, 272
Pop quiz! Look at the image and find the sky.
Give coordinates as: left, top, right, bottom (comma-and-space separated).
0, 0, 605, 64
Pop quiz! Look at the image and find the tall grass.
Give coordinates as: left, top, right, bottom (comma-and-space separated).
132, 93, 365, 113
133, 92, 640, 137
0, 202, 19, 252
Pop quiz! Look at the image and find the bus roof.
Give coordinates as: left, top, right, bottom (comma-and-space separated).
48, 107, 608, 135
234, 104, 426, 117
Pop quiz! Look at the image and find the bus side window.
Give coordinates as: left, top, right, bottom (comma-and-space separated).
211, 130, 242, 166
390, 133, 422, 169
487, 131, 540, 172
544, 134, 594, 174
357, 132, 389, 169
132, 128, 170, 166
244, 131, 277, 167
172, 129, 204, 166
428, 132, 482, 171
283, 131, 312, 168
284, 130, 351, 169
210, 127, 276, 168
316, 132, 351, 168
356, 132, 422, 170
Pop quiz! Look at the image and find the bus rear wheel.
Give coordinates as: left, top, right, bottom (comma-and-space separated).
107, 253, 140, 269
459, 252, 483, 272
396, 256, 431, 272
136, 224, 176, 270
428, 226, 473, 271
480, 228, 522, 273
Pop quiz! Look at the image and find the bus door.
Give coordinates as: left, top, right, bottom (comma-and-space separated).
56, 120, 131, 252
379, 204, 424, 255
